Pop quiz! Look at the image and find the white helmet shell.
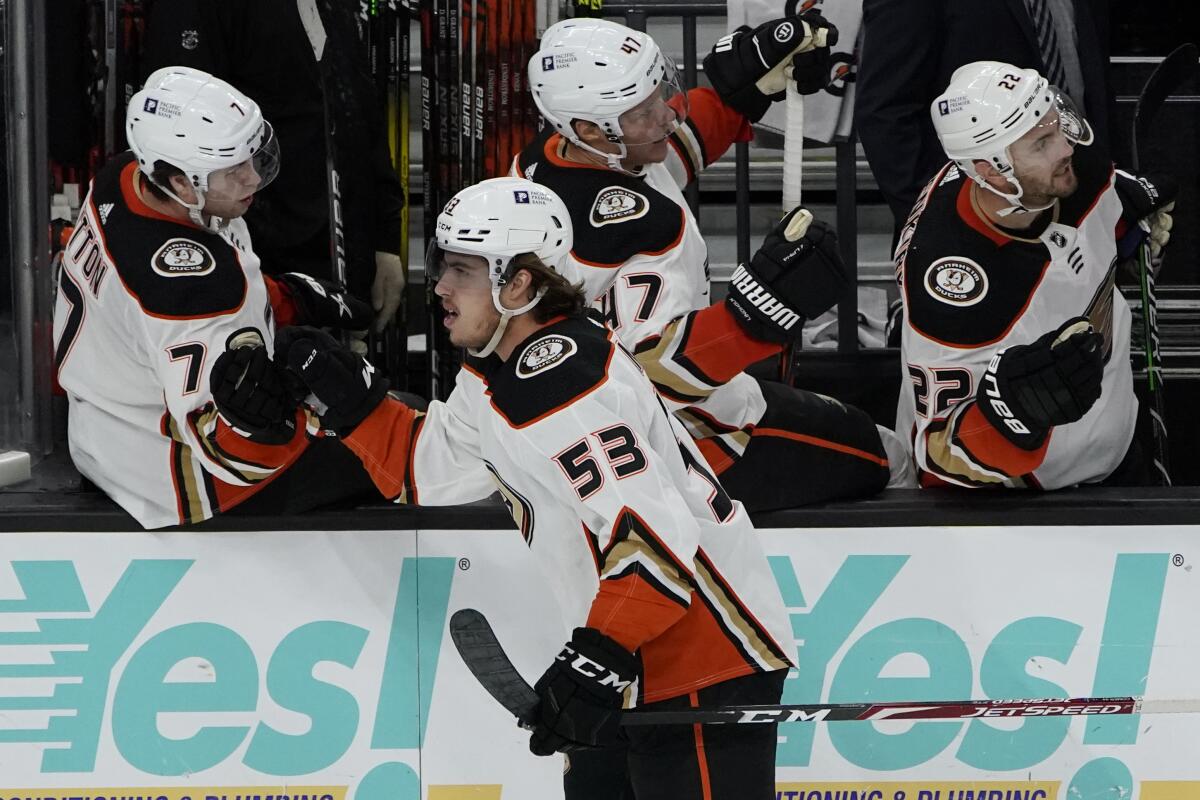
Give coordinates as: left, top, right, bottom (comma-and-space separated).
126, 66, 280, 194
528, 18, 686, 170
432, 177, 575, 358
931, 61, 1092, 207
434, 177, 573, 287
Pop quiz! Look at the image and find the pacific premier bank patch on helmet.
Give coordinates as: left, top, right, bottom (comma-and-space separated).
542, 52, 577, 71
590, 187, 649, 227
517, 334, 577, 379
143, 97, 182, 118
152, 238, 217, 277
937, 95, 970, 116
925, 257, 988, 306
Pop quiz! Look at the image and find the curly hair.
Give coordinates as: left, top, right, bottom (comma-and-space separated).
508, 252, 588, 322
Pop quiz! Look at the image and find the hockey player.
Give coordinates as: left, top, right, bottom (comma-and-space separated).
52, 66, 376, 528
516, 17, 914, 512
896, 61, 1177, 488
256, 178, 793, 799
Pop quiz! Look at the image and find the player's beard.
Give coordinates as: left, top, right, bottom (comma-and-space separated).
1017, 158, 1078, 208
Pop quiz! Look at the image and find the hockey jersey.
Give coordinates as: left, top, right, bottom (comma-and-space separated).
896, 143, 1137, 489
512, 89, 787, 463
341, 315, 794, 703
53, 153, 312, 528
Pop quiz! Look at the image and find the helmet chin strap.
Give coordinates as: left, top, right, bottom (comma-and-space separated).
158, 182, 230, 231
567, 118, 681, 176
975, 173, 1056, 218
469, 284, 549, 358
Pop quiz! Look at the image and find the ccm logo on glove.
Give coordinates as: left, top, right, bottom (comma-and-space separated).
557, 643, 636, 691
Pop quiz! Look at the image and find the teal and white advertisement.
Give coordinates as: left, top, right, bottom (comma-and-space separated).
1, 526, 1197, 799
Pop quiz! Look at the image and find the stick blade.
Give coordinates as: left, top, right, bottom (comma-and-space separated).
449, 608, 539, 721
1133, 43, 1199, 166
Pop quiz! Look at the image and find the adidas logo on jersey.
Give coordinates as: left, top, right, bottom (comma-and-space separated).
729, 265, 801, 331
98, 203, 114, 224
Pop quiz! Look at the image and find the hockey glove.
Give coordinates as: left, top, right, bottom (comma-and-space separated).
726, 207, 847, 343
274, 325, 390, 436
976, 317, 1104, 450
210, 332, 298, 445
1114, 171, 1176, 267
525, 627, 640, 756
276, 272, 374, 331
703, 13, 836, 121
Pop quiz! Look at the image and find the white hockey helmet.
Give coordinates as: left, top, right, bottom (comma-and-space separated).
931, 61, 1092, 211
528, 18, 689, 171
429, 177, 574, 356
126, 66, 280, 226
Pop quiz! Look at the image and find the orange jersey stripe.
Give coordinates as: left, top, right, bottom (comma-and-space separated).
752, 426, 890, 468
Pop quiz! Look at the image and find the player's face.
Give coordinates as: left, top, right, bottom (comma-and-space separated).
1010, 110, 1078, 205
204, 159, 264, 219
434, 251, 501, 349
617, 87, 684, 166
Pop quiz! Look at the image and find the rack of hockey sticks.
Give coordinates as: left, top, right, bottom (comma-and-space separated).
450, 608, 1200, 726
420, 0, 543, 399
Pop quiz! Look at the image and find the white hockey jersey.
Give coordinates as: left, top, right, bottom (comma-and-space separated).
513, 90, 786, 457
896, 145, 1138, 489
341, 315, 794, 703
53, 153, 311, 528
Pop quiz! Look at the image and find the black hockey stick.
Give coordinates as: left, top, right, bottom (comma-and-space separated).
1127, 42, 1197, 486
450, 608, 539, 720
449, 608, 1199, 726
308, 0, 350, 325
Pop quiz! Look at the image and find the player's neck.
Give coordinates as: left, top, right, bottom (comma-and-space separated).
562, 138, 639, 173
973, 183, 1052, 231
494, 313, 548, 361
138, 174, 204, 225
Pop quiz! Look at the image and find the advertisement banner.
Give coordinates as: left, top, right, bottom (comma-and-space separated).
1, 525, 1198, 799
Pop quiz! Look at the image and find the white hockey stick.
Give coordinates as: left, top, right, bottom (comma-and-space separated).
450, 609, 1200, 726
782, 74, 804, 212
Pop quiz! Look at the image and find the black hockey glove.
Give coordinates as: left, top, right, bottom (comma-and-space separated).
1113, 170, 1176, 266
524, 627, 640, 757
276, 272, 373, 330
210, 332, 298, 445
726, 206, 847, 343
976, 317, 1104, 450
274, 325, 389, 436
702, 13, 836, 121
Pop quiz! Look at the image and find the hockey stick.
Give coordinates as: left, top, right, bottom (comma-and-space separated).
450, 608, 1200, 726
1127, 42, 1196, 486
303, 1, 349, 298
778, 8, 833, 386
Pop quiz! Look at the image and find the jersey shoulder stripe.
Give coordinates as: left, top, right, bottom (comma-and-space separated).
902, 171, 1051, 348
482, 315, 616, 428
93, 155, 247, 320
517, 135, 685, 268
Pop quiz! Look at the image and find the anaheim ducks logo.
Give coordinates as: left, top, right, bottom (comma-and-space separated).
590, 186, 649, 227
152, 238, 216, 277
517, 334, 577, 378
925, 257, 987, 306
